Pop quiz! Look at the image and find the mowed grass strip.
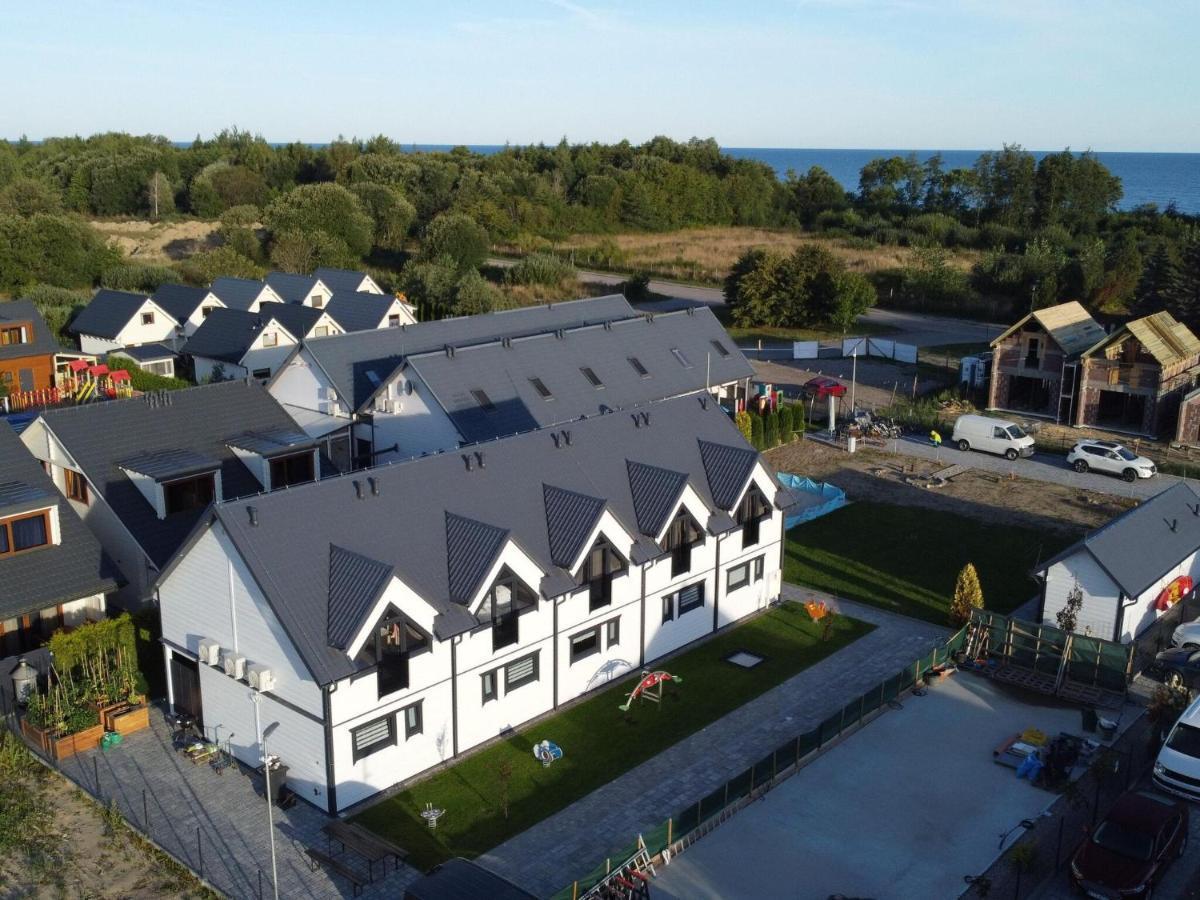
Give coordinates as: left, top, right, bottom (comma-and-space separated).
784, 501, 1071, 625
352, 604, 873, 870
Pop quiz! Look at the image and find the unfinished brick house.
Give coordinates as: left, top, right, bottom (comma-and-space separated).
988, 302, 1107, 423
1076, 312, 1200, 436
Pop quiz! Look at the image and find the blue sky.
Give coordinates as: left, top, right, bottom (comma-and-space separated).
2, 0, 1197, 151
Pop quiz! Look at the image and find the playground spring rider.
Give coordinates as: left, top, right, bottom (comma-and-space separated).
533, 739, 563, 768
619, 670, 682, 712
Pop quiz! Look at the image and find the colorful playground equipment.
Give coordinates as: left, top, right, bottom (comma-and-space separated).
2, 361, 132, 412
578, 837, 656, 900
804, 598, 829, 622
618, 670, 682, 713
533, 739, 564, 768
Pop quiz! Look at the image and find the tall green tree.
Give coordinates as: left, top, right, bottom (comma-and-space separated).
419, 212, 489, 273
262, 183, 374, 259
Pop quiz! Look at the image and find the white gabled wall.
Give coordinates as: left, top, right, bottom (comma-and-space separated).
268, 347, 352, 420
113, 299, 179, 348
194, 356, 248, 382
80, 334, 124, 355
368, 369, 464, 462
239, 325, 300, 379
1120, 550, 1200, 642
1041, 550, 1121, 640
178, 295, 225, 336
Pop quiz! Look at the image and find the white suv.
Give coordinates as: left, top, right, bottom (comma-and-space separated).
1067, 440, 1156, 482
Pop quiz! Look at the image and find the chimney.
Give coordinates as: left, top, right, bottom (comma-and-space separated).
368, 476, 380, 496
353, 480, 364, 499
247, 506, 258, 527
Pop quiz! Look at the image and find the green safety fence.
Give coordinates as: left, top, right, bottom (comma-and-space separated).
550, 623, 971, 900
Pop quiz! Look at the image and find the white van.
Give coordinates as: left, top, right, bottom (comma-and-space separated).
1154, 692, 1200, 801
951, 414, 1036, 460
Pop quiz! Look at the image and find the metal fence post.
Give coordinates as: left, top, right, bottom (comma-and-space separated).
197, 826, 203, 877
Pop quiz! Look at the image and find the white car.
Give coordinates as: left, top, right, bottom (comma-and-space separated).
1067, 440, 1157, 482
1155, 693, 1200, 801
1173, 621, 1200, 649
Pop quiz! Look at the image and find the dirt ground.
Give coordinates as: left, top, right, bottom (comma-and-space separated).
751, 357, 946, 409
90, 220, 222, 262
1, 765, 212, 899
766, 436, 1134, 537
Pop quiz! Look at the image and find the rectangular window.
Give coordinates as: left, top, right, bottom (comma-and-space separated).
402, 701, 423, 738
727, 562, 750, 592
262, 331, 278, 348
471, 388, 496, 411
736, 487, 771, 550
388, 314, 401, 327
710, 340, 730, 358
671, 348, 692, 368
311, 294, 325, 308
677, 582, 705, 616
569, 627, 600, 664
606, 618, 620, 648
504, 652, 539, 691
481, 669, 497, 704
252, 368, 272, 380
0, 325, 28, 345
628, 357, 649, 378
313, 325, 329, 337
202, 306, 215, 318
583, 540, 626, 613
0, 511, 50, 556
145, 361, 173, 376
141, 312, 155, 326
753, 556, 765, 582
163, 473, 216, 516
269, 451, 315, 489
662, 594, 674, 624
580, 367, 603, 388
65, 469, 89, 505
529, 377, 553, 399
663, 509, 703, 578
487, 569, 535, 651
351, 714, 395, 762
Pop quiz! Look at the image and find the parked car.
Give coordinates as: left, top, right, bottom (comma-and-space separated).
1150, 646, 1200, 689
950, 414, 1036, 460
1067, 439, 1157, 482
1070, 789, 1188, 898
1154, 693, 1200, 801
1172, 620, 1200, 649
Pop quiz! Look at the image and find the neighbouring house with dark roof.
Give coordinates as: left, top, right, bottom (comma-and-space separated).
1036, 481, 1200, 642
265, 271, 333, 308
313, 267, 385, 295
0, 299, 71, 395
182, 306, 344, 383
1075, 311, 1200, 436
988, 301, 1107, 423
110, 343, 181, 379
154, 393, 792, 811
209, 277, 285, 313
67, 289, 181, 356
152, 284, 225, 337
20, 380, 323, 608
0, 422, 119, 657
325, 290, 417, 333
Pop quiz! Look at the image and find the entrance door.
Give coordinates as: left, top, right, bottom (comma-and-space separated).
170, 655, 203, 723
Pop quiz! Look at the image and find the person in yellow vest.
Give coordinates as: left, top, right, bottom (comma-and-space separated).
930, 428, 942, 448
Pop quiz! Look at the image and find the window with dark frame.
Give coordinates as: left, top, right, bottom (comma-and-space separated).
582, 538, 626, 612
670, 348, 692, 368
141, 311, 155, 326
0, 510, 50, 556
529, 377, 553, 399
471, 388, 496, 411
388, 314, 402, 327
262, 331, 278, 348
163, 473, 216, 516
662, 508, 703, 578
736, 485, 771, 549
64, 469, 89, 505
628, 357, 649, 377
373, 610, 429, 699
727, 561, 751, 592
252, 368, 271, 380
580, 367, 603, 388
676, 582, 705, 616
269, 451, 315, 489
202, 307, 215, 318
485, 567, 537, 651
662, 594, 674, 624
606, 618, 620, 647
481, 669, 497, 704
569, 627, 600, 664
0, 325, 28, 345
351, 714, 396, 762
504, 652, 539, 691
753, 555, 765, 582
402, 701, 423, 738
710, 340, 730, 358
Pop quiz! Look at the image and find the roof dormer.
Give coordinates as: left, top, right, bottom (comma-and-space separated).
117, 449, 221, 519
0, 481, 60, 555
226, 427, 318, 491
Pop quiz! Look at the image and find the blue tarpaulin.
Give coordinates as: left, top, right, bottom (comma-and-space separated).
776, 473, 847, 529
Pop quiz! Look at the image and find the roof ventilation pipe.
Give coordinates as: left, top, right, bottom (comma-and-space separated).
632, 413, 642, 428
1166, 518, 1179, 532
1189, 503, 1200, 517
353, 480, 364, 499
368, 476, 380, 496
247, 506, 258, 527
563, 430, 572, 446
462, 454, 474, 471
474, 451, 485, 469
552, 433, 562, 449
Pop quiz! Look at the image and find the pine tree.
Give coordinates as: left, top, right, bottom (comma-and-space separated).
1133, 243, 1177, 318
763, 411, 779, 448
1166, 235, 1200, 330
949, 562, 984, 626
750, 413, 764, 450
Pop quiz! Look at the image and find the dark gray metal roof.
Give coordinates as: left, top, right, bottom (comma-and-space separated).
208, 393, 775, 684
224, 427, 314, 457
265, 271, 324, 304
313, 268, 374, 293
210, 278, 276, 312
327, 545, 393, 650
117, 448, 220, 481
626, 460, 689, 536
38, 380, 305, 568
266, 304, 324, 340
0, 480, 54, 516
543, 484, 606, 568
403, 858, 538, 900
1040, 481, 1200, 599
698, 439, 759, 510
300, 295, 637, 410
181, 308, 267, 363
0, 423, 119, 620
407, 307, 753, 444
68, 290, 162, 339
0, 300, 63, 361
113, 342, 179, 364
324, 292, 395, 333
152, 284, 216, 323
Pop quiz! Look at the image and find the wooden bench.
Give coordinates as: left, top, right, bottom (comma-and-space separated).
324, 820, 408, 882
305, 846, 365, 896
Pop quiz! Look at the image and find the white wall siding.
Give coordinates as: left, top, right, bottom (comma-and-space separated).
1121, 550, 1200, 642
194, 356, 248, 382
240, 329, 299, 380
113, 300, 179, 348
1042, 551, 1121, 640
79, 334, 123, 355
369, 370, 464, 461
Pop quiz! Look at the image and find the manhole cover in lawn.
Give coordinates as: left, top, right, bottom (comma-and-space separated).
726, 650, 765, 669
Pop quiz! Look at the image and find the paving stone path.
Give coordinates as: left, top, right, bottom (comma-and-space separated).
478, 586, 948, 897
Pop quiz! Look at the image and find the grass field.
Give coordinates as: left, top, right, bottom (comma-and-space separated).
353, 604, 873, 870
784, 501, 1071, 625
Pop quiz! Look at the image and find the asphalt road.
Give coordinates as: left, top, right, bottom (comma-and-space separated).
849, 433, 1182, 502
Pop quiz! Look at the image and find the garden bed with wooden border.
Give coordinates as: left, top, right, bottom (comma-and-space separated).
21, 718, 104, 760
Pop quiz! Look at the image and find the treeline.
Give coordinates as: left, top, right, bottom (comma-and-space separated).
1, 131, 1197, 330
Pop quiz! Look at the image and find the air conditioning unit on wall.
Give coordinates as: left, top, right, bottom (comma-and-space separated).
222, 651, 246, 680
247, 663, 275, 692
198, 638, 221, 666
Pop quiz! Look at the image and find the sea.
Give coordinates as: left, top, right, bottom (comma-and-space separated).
405, 145, 1200, 214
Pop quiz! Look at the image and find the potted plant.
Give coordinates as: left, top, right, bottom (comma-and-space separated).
1148, 683, 1190, 746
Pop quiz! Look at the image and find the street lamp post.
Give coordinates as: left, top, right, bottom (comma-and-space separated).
262, 720, 280, 900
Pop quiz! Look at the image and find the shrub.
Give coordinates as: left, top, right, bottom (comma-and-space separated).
269, 229, 355, 273
949, 562, 984, 626
24, 284, 89, 346
623, 271, 652, 303
100, 263, 177, 293
735, 410, 753, 445
175, 246, 264, 284
750, 413, 764, 450
763, 410, 779, 448
504, 252, 575, 287
0, 213, 121, 292
420, 212, 489, 273
453, 269, 508, 315
107, 356, 191, 391
263, 183, 373, 259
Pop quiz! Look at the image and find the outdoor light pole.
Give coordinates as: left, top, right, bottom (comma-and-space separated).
262, 720, 281, 900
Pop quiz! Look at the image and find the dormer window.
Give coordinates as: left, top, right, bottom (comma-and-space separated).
163, 473, 216, 515
736, 485, 772, 549
269, 451, 315, 489
0, 324, 29, 346
141, 312, 155, 326
581, 538, 627, 612
0, 510, 50, 556
483, 567, 537, 651
662, 508, 704, 578
371, 609, 429, 698
312, 294, 325, 308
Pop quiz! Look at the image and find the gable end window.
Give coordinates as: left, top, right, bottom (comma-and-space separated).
262, 331, 278, 348
662, 508, 704, 578
402, 701, 423, 738
504, 652, 539, 691
0, 510, 51, 556
485, 568, 537, 652
371, 610, 430, 699
65, 469, 89, 505
351, 714, 396, 762
388, 314, 402, 327
736, 485, 771, 549
269, 451, 315, 489
582, 538, 627, 612
163, 473, 216, 516
141, 312, 155, 326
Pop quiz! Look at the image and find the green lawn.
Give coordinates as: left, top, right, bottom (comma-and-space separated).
353, 605, 873, 870
784, 502, 1072, 625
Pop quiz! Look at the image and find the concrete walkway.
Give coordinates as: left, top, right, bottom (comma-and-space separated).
478, 586, 948, 898
51, 708, 419, 900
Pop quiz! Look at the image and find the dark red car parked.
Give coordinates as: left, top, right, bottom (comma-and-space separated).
1070, 790, 1188, 898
